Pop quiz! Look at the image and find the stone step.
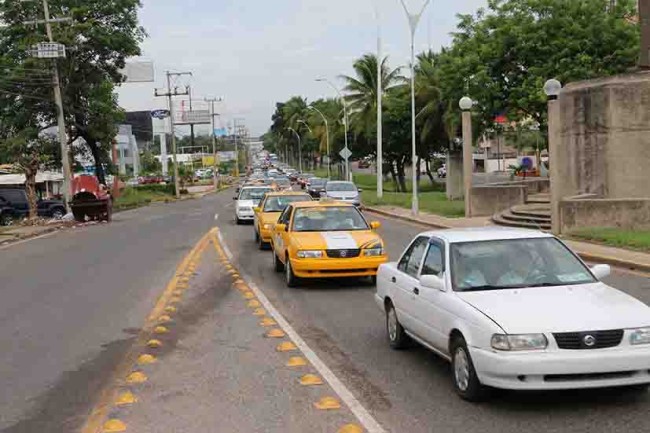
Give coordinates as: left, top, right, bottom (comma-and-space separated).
510, 204, 551, 219
501, 211, 551, 224
492, 212, 552, 231
526, 193, 551, 204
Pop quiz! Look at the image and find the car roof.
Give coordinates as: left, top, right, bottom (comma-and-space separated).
241, 185, 273, 190
327, 180, 354, 184
290, 200, 355, 209
418, 227, 554, 243
263, 191, 311, 197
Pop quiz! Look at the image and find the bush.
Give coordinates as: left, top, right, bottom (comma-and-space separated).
134, 184, 175, 194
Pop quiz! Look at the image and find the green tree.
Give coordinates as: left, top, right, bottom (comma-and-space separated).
140, 149, 161, 174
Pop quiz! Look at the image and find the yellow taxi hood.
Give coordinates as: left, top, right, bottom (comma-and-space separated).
292, 230, 381, 250
260, 212, 282, 225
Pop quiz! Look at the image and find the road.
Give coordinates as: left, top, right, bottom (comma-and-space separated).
1, 188, 649, 433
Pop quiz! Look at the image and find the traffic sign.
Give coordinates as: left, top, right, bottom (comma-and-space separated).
339, 147, 352, 160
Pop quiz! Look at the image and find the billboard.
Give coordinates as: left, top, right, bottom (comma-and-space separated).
120, 61, 154, 83
218, 151, 237, 162
174, 110, 211, 125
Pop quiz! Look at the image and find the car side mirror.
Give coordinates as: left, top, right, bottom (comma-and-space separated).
275, 223, 287, 232
358, 188, 363, 192
591, 264, 611, 280
370, 221, 381, 230
253, 207, 260, 213
233, 196, 238, 200
420, 274, 445, 291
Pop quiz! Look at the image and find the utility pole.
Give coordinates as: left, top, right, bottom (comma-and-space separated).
205, 97, 222, 188
188, 86, 195, 149
155, 71, 191, 198
233, 119, 239, 177
24, 0, 73, 209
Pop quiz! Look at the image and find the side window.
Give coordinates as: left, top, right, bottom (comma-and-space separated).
422, 242, 444, 276
398, 236, 429, 277
279, 206, 293, 225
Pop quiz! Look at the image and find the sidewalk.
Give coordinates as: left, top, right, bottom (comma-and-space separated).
364, 205, 650, 274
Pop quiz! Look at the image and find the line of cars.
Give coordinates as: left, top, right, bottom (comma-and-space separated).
231, 165, 650, 401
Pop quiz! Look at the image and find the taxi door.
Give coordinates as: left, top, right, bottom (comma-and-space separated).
273, 205, 293, 261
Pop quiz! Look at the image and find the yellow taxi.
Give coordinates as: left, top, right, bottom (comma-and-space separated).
270, 200, 387, 287
253, 191, 312, 249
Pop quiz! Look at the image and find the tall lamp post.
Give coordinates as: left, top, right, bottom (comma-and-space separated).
398, 0, 432, 216
287, 127, 302, 173
459, 96, 474, 217
316, 78, 350, 181
308, 106, 331, 179
372, 0, 383, 199
544, 79, 562, 234
297, 120, 312, 171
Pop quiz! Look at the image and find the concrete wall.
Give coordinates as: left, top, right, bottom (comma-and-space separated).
560, 198, 650, 232
558, 72, 650, 199
469, 185, 527, 217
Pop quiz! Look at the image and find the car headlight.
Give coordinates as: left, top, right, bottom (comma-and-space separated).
491, 334, 548, 351
630, 328, 650, 345
297, 250, 323, 258
262, 223, 273, 230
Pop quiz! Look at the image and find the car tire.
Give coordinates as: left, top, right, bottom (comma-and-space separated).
0, 213, 13, 226
51, 207, 65, 220
626, 384, 649, 394
450, 336, 486, 402
235, 216, 241, 225
386, 302, 408, 350
285, 255, 299, 287
273, 249, 284, 272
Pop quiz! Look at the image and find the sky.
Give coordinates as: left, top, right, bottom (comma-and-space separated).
116, 0, 488, 137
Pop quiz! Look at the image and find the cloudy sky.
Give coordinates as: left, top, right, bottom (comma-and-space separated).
117, 0, 487, 137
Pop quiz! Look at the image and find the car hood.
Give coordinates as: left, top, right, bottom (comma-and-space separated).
236, 199, 257, 208
292, 230, 380, 250
456, 283, 650, 333
260, 211, 282, 224
326, 191, 359, 199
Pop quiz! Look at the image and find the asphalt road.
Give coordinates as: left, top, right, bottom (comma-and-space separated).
1, 187, 649, 433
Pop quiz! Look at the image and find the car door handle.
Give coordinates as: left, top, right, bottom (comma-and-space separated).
391, 277, 397, 283
413, 287, 420, 295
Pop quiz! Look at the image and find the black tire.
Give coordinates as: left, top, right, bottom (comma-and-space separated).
0, 213, 13, 226
235, 216, 241, 225
450, 336, 486, 402
72, 208, 85, 222
626, 384, 649, 394
285, 255, 299, 287
51, 207, 65, 220
273, 248, 284, 272
386, 302, 408, 349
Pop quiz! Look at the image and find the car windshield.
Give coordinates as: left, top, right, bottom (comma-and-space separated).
263, 195, 310, 212
326, 182, 356, 192
450, 237, 596, 292
239, 188, 272, 201
292, 206, 368, 232
309, 179, 326, 187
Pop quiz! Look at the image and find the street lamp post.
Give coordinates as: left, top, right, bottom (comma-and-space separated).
308, 106, 331, 179
287, 127, 302, 173
544, 79, 562, 234
459, 96, 474, 217
398, 0, 432, 216
316, 78, 350, 181
372, 0, 383, 199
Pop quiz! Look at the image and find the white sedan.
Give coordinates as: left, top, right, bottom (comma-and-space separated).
375, 227, 650, 401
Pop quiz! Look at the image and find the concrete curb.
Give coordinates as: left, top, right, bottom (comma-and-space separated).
0, 225, 64, 248
363, 206, 650, 274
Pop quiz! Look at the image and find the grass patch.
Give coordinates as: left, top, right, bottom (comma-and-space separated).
114, 186, 176, 210
569, 227, 650, 252
361, 190, 465, 218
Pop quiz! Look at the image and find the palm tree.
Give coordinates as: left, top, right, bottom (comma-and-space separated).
341, 54, 403, 140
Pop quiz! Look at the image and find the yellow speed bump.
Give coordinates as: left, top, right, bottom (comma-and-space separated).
154, 326, 169, 334
252, 308, 266, 316
259, 317, 277, 327
300, 374, 323, 386
265, 328, 286, 338
147, 339, 163, 349
137, 354, 156, 365
314, 396, 341, 410
276, 341, 297, 352
173, 290, 184, 297
158, 315, 172, 323
115, 391, 137, 406
164, 306, 177, 314
247, 300, 261, 308
102, 419, 127, 432
126, 371, 147, 384
286, 356, 307, 367
242, 291, 255, 300
338, 424, 364, 433
234, 279, 245, 285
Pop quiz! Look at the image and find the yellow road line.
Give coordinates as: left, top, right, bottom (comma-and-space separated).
80, 228, 215, 433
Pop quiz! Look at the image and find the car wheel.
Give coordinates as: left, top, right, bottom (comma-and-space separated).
0, 213, 13, 226
51, 207, 65, 220
273, 249, 284, 272
451, 336, 486, 402
235, 216, 241, 225
386, 302, 408, 349
285, 255, 299, 287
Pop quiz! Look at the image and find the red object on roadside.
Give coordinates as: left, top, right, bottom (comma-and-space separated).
494, 114, 508, 125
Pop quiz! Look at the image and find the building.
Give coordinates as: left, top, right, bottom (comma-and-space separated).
113, 125, 140, 176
